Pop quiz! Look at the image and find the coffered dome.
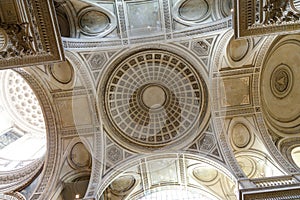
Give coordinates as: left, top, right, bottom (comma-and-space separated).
99, 49, 209, 152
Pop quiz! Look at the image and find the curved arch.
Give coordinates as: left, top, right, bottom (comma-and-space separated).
65, 51, 104, 199
11, 68, 60, 200
277, 138, 300, 171
96, 153, 237, 197
254, 34, 299, 174
210, 29, 247, 179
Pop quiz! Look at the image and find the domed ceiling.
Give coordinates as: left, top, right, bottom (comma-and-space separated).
1, 0, 300, 199
99, 49, 209, 152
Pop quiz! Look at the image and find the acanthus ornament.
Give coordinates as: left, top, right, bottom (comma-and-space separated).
0, 22, 36, 59
263, 0, 300, 25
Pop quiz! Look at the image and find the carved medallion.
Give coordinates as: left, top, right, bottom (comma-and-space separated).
271, 64, 293, 98
236, 156, 256, 178
50, 61, 74, 84
173, 0, 210, 25
179, 0, 209, 21
69, 142, 91, 168
109, 175, 136, 195
231, 123, 251, 148
193, 166, 218, 182
80, 11, 109, 34
78, 7, 116, 36
227, 38, 249, 62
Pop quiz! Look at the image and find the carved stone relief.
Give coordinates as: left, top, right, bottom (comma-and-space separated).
68, 142, 92, 169
78, 7, 116, 37
109, 175, 136, 195
231, 123, 251, 149
172, 0, 211, 26
88, 53, 107, 71
0, 23, 35, 59
234, 0, 300, 37
262, 0, 299, 25
0, 0, 64, 69
270, 64, 293, 98
191, 39, 210, 56
220, 76, 251, 108
106, 145, 123, 164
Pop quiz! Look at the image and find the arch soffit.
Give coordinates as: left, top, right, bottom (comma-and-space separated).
96, 153, 238, 197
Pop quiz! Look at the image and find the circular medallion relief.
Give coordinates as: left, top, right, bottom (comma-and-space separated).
270, 64, 293, 98
100, 50, 208, 151
178, 0, 210, 21
193, 166, 218, 182
70, 142, 91, 168
50, 61, 74, 84
79, 10, 110, 34
231, 123, 251, 148
109, 175, 136, 195
227, 38, 249, 62
221, 0, 233, 17
236, 156, 256, 178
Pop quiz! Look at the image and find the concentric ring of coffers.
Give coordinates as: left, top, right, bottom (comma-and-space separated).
98, 48, 209, 152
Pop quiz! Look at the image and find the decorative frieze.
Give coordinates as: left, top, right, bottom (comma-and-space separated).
234, 0, 300, 37
0, 0, 64, 69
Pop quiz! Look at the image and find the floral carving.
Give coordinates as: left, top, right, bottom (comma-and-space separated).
263, 0, 300, 24
0, 23, 36, 58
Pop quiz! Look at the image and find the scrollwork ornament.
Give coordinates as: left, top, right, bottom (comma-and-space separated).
263, 0, 300, 25
0, 23, 36, 59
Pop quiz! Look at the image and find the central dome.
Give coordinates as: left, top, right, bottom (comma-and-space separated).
99, 49, 208, 151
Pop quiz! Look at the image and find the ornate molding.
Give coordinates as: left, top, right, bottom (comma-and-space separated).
0, 23, 35, 58
12, 68, 59, 200
0, 0, 64, 69
0, 158, 43, 192
62, 18, 232, 50
234, 0, 300, 37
